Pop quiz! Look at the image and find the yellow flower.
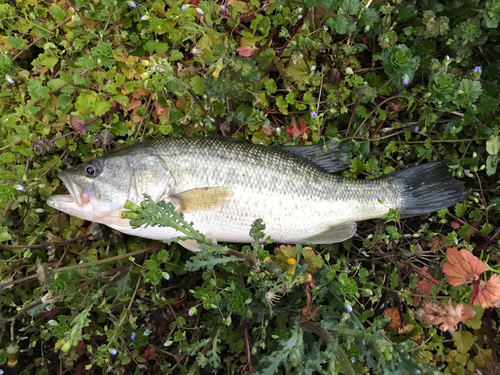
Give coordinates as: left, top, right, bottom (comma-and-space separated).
287, 258, 296, 266
263, 256, 271, 263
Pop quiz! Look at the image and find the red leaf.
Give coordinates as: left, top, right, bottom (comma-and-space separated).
285, 120, 310, 141
474, 274, 500, 308
384, 308, 401, 328
412, 266, 439, 306
236, 46, 258, 57
450, 220, 461, 229
143, 346, 156, 360
442, 247, 487, 286
70, 115, 86, 135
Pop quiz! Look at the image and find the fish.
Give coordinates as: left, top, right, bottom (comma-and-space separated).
47, 138, 467, 252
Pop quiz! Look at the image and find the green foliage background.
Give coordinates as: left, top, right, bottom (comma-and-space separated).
1, 0, 500, 373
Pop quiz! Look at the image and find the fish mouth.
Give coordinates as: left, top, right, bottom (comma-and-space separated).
58, 171, 82, 206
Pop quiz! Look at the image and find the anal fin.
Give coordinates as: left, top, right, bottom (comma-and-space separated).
301, 222, 357, 244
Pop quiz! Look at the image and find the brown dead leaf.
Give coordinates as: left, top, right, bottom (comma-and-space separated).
142, 346, 156, 360
154, 100, 169, 120
413, 266, 439, 306
70, 115, 86, 135
442, 247, 486, 286
127, 99, 142, 111
417, 301, 473, 332
474, 274, 500, 308
427, 235, 447, 251
383, 307, 401, 328
236, 46, 258, 57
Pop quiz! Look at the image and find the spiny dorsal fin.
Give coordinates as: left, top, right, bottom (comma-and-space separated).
169, 187, 233, 213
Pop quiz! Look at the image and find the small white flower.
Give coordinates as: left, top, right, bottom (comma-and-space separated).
311, 65, 316, 71
298, 7, 303, 12
323, 26, 328, 31
298, 15, 302, 19
16, 185, 25, 191
265, 291, 280, 305
275, 127, 281, 132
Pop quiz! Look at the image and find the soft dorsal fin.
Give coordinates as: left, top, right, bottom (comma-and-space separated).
168, 187, 234, 213
280, 140, 351, 173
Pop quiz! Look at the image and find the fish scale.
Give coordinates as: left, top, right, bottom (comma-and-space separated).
47, 138, 467, 251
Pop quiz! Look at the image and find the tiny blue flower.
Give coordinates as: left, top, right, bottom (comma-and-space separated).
311, 112, 317, 118
45, 305, 52, 312
196, 8, 204, 14
377, 194, 383, 200
164, 273, 170, 280
477, 370, 482, 375
131, 332, 136, 341
6, 77, 14, 84
276, 127, 281, 132
369, 291, 373, 295
414, 126, 419, 133
323, 26, 328, 31
404, 234, 411, 238
445, 55, 450, 61
259, 142, 264, 145
463, 169, 470, 174
48, 319, 56, 326
181, 4, 188, 10
143, 330, 150, 336
110, 349, 118, 355
403, 77, 409, 85
346, 304, 353, 313
345, 67, 353, 74
311, 65, 316, 71
188, 310, 194, 316
130, 1, 137, 7
351, 359, 355, 363
455, 240, 458, 245
164, 341, 169, 347
474, 66, 481, 73
0, 370, 4, 375
16, 185, 25, 191
141, 15, 146, 20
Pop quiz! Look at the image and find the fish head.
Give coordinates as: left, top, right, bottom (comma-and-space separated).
47, 146, 174, 226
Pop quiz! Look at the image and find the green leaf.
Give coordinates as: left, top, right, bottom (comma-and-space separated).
463, 306, 484, 329
341, 0, 360, 15
50, 6, 67, 21
169, 50, 184, 60
91, 100, 112, 116
7, 36, 28, 50
0, 153, 15, 162
486, 136, 500, 155
27, 79, 50, 101
452, 331, 475, 354
75, 93, 97, 113
190, 76, 205, 95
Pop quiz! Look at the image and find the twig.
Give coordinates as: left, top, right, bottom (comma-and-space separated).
242, 321, 255, 373
12, 16, 73, 62
345, 99, 359, 136
485, 309, 498, 363
257, 15, 306, 82
187, 88, 207, 117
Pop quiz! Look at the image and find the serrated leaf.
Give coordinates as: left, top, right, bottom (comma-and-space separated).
190, 76, 205, 95
452, 331, 475, 354
91, 100, 112, 116
75, 93, 97, 114
0, 153, 15, 162
7, 36, 28, 50
463, 305, 484, 329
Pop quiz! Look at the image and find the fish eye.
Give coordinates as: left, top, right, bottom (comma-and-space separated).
85, 163, 99, 177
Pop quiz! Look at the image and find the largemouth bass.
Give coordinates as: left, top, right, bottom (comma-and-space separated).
47, 138, 466, 252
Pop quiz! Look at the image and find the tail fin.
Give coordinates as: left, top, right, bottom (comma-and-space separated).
384, 162, 467, 218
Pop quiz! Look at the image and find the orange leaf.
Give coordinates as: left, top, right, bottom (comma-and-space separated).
474, 275, 500, 308
412, 266, 439, 306
418, 301, 473, 332
383, 308, 401, 328
127, 99, 142, 111
236, 46, 258, 57
442, 247, 486, 286
142, 346, 156, 360
450, 221, 461, 229
286, 120, 310, 141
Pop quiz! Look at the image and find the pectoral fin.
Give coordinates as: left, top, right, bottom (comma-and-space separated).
168, 187, 233, 213
179, 238, 218, 252
302, 222, 357, 244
